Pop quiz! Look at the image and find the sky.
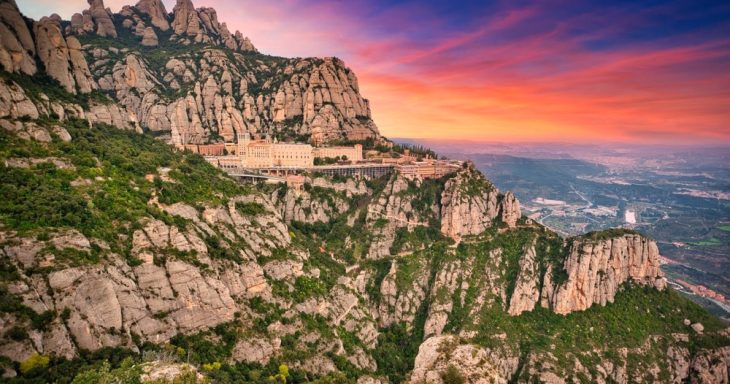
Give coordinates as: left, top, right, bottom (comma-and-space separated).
17, 0, 730, 144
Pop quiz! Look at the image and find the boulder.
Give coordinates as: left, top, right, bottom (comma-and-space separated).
141, 27, 159, 46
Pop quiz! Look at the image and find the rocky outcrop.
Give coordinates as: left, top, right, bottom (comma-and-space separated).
440, 164, 520, 240
86, 103, 138, 130
171, 0, 197, 37
500, 192, 521, 227
66, 36, 96, 94
270, 177, 368, 224
34, 17, 96, 94
366, 174, 436, 258
410, 336, 518, 384
140, 27, 159, 46
548, 233, 666, 314
689, 346, 730, 383
87, 0, 117, 38
2, 0, 380, 145
423, 259, 465, 338
507, 242, 540, 316
135, 0, 170, 31
0, 80, 39, 119
0, 193, 291, 356
170, 0, 256, 52
377, 258, 430, 327
0, 0, 36, 75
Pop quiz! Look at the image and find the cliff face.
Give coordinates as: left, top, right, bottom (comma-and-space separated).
506, 232, 666, 316
0, 0, 36, 76
440, 165, 521, 240
0, 0, 380, 144
549, 233, 666, 314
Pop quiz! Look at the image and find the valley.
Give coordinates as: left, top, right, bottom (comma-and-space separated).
409, 144, 730, 319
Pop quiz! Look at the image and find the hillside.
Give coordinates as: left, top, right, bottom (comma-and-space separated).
0, 0, 729, 383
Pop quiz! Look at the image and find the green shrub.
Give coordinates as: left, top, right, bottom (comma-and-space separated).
235, 201, 267, 216
20, 353, 50, 374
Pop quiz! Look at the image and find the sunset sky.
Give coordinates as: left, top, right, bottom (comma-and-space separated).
17, 0, 730, 144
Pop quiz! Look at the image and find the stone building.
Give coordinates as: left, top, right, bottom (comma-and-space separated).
237, 133, 313, 168
397, 160, 461, 180
312, 144, 363, 162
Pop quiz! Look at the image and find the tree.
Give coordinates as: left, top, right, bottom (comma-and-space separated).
269, 364, 289, 383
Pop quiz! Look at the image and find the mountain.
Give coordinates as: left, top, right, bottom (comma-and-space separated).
0, 0, 729, 383
0, 0, 379, 145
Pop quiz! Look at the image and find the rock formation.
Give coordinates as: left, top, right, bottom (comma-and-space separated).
507, 242, 540, 315
135, 0, 169, 31
0, 80, 39, 119
440, 164, 521, 240
410, 336, 517, 384
140, 27, 159, 46
548, 233, 666, 314
86, 0, 117, 38
0, 0, 36, 75
33, 16, 97, 94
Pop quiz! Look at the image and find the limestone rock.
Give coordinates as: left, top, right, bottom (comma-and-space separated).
136, 0, 170, 31
87, 0, 117, 38
548, 233, 666, 314
691, 323, 704, 334
440, 164, 500, 239
508, 242, 540, 315
366, 174, 435, 258
141, 27, 159, 47
410, 335, 518, 384
499, 191, 521, 228
34, 17, 95, 94
689, 346, 730, 383
34, 17, 75, 93
171, 0, 199, 37
0, 0, 37, 75
141, 363, 203, 382
232, 337, 280, 364
66, 36, 96, 93
0, 80, 39, 119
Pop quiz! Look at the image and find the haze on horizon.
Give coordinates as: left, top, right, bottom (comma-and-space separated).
18, 0, 730, 145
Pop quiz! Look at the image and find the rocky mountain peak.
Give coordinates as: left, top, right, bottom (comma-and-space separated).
135, 0, 170, 31
86, 0, 117, 38
171, 0, 196, 35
